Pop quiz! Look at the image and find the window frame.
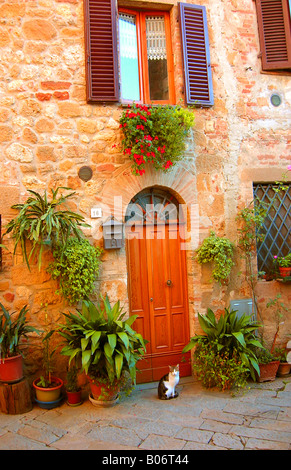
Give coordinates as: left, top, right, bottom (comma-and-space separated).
118, 7, 176, 105
84, 0, 214, 107
253, 182, 291, 274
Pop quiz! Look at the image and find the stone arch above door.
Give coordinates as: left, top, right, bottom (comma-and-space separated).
99, 161, 198, 249
125, 186, 183, 225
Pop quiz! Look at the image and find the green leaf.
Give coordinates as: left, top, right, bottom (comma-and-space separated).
107, 333, 117, 351
232, 331, 246, 348
81, 337, 89, 351
115, 353, 123, 379
117, 332, 129, 350
91, 331, 101, 349
81, 350, 91, 373
104, 342, 113, 358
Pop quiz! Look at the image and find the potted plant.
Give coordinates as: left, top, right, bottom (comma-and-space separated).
65, 364, 82, 406
0, 303, 40, 383
182, 307, 264, 389
58, 295, 147, 406
255, 348, 280, 382
273, 254, 291, 277
274, 347, 291, 377
5, 186, 90, 270
119, 103, 194, 175
196, 231, 235, 284
32, 329, 63, 409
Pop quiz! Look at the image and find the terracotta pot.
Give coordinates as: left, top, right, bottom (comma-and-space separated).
0, 354, 23, 383
66, 389, 82, 406
277, 362, 291, 377
33, 376, 63, 403
257, 361, 280, 382
279, 267, 291, 277
88, 377, 119, 402
89, 393, 119, 407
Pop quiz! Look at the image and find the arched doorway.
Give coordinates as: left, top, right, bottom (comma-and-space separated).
125, 187, 191, 383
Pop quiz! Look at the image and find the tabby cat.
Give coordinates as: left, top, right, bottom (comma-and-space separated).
157, 364, 180, 400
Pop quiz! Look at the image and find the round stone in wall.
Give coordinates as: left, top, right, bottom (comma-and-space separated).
270, 93, 282, 107
78, 166, 93, 182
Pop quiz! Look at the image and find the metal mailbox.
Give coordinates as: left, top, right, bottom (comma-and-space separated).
102, 217, 124, 249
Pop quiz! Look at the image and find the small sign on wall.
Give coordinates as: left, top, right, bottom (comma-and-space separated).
91, 208, 102, 218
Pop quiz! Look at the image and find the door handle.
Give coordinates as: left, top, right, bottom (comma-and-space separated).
166, 280, 172, 286
150, 297, 153, 302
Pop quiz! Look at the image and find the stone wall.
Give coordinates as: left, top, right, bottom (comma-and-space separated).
0, 0, 290, 380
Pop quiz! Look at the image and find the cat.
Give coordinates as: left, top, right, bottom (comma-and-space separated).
157, 364, 180, 400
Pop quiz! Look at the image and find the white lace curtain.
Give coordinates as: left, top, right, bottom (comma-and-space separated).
119, 13, 167, 61
146, 16, 167, 61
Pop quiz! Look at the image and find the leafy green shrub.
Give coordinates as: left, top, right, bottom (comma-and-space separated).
273, 347, 287, 362
183, 307, 264, 384
48, 237, 102, 305
119, 103, 194, 175
58, 296, 147, 385
192, 339, 249, 391
196, 231, 235, 283
256, 347, 277, 364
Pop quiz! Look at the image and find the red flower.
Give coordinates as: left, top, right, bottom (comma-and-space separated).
164, 160, 173, 169
133, 154, 145, 166
139, 169, 145, 175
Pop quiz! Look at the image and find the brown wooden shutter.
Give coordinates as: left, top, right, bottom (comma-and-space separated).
84, 0, 119, 102
179, 3, 214, 107
255, 0, 291, 70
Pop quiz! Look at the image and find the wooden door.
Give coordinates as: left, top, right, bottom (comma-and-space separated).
126, 223, 191, 383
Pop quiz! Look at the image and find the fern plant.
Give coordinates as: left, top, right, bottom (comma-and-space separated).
5, 187, 89, 270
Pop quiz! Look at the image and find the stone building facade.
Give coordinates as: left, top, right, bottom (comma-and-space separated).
0, 0, 290, 382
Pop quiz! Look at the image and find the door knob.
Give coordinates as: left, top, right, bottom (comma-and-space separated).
150, 297, 153, 302
166, 280, 172, 286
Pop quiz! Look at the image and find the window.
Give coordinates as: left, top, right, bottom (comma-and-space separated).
118, 9, 175, 104
255, 0, 291, 71
253, 183, 291, 273
84, 1, 214, 107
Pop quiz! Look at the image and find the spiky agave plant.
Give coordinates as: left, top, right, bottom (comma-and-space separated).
5, 186, 89, 270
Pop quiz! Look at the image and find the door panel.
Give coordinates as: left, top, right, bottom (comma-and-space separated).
127, 223, 191, 383
126, 227, 152, 356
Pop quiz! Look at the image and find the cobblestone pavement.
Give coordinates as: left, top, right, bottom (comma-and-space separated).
0, 376, 291, 451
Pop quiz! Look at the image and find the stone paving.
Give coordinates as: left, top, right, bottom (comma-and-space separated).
0, 376, 291, 451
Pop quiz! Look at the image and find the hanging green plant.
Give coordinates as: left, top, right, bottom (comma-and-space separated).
47, 237, 102, 305
5, 187, 89, 270
119, 103, 195, 175
196, 230, 235, 283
